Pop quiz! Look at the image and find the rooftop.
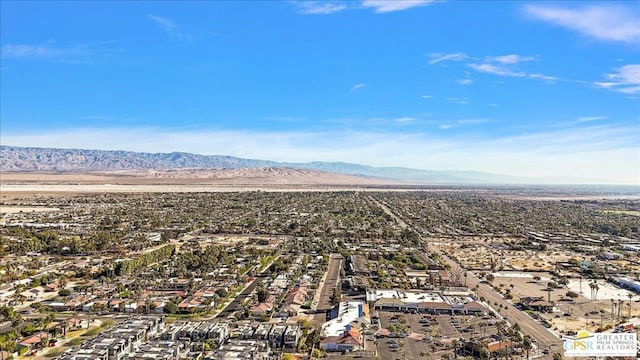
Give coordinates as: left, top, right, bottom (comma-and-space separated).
322, 301, 367, 338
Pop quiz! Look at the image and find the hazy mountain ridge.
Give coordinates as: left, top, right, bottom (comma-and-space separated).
0, 145, 613, 184
0, 146, 279, 171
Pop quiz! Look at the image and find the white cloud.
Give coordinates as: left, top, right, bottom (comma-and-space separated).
438, 118, 490, 130
3, 124, 637, 184
297, 2, 347, 14
428, 52, 468, 65
148, 14, 193, 42
1, 44, 72, 59
596, 64, 640, 94
468, 63, 525, 77
524, 4, 640, 44
350, 83, 367, 92
606, 64, 640, 84
616, 86, 640, 95
487, 54, 536, 64
1, 43, 120, 63
361, 0, 435, 13
148, 14, 175, 29
456, 78, 473, 85
468, 61, 558, 82
577, 116, 607, 123
447, 97, 470, 105
421, 95, 433, 99
393, 117, 417, 124
528, 73, 557, 81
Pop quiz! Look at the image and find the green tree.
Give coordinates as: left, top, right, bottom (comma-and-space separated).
256, 285, 268, 303
164, 301, 178, 314
522, 335, 533, 359
329, 287, 341, 306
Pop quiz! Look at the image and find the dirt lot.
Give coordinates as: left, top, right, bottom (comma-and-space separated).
487, 271, 640, 334
434, 238, 576, 271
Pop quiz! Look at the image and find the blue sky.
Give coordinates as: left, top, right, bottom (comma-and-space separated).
1, 0, 639, 184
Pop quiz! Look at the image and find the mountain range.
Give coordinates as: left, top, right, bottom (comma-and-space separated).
0, 145, 612, 184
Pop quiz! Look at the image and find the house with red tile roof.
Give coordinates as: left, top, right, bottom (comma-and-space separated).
320, 328, 363, 352
18, 331, 50, 351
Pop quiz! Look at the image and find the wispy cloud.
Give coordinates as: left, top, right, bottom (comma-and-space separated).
350, 83, 367, 92
393, 117, 417, 124
430, 52, 557, 83
297, 2, 347, 14
361, 0, 435, 13
148, 14, 193, 42
421, 95, 433, 99
72, 114, 140, 124
524, 4, 640, 44
577, 116, 607, 123
4, 123, 637, 183
439, 118, 490, 130
595, 64, 640, 94
468, 63, 525, 77
427, 52, 468, 65
467, 54, 558, 82
1, 43, 120, 63
447, 97, 469, 105
486, 54, 536, 64
527, 73, 557, 81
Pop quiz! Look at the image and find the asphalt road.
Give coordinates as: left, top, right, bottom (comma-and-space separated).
215, 273, 270, 318
369, 197, 565, 358
316, 254, 343, 312
440, 252, 564, 356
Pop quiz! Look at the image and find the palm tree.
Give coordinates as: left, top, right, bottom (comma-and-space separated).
40, 313, 55, 331
11, 317, 24, 337
451, 339, 460, 358
511, 323, 521, 333
60, 320, 69, 339
544, 287, 552, 303
58, 274, 68, 291
618, 299, 624, 319
585, 312, 589, 327
522, 335, 533, 359
611, 299, 616, 320
478, 321, 488, 338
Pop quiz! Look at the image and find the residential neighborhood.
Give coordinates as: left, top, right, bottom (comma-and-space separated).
1, 190, 639, 359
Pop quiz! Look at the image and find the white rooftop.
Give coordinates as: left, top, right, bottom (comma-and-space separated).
366, 289, 445, 304
322, 301, 366, 338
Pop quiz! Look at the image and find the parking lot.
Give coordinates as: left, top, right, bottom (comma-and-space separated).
375, 310, 500, 359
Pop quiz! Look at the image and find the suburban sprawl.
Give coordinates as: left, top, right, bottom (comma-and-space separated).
0, 189, 639, 360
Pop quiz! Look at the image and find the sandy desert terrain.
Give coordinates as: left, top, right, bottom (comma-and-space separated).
0, 168, 409, 195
